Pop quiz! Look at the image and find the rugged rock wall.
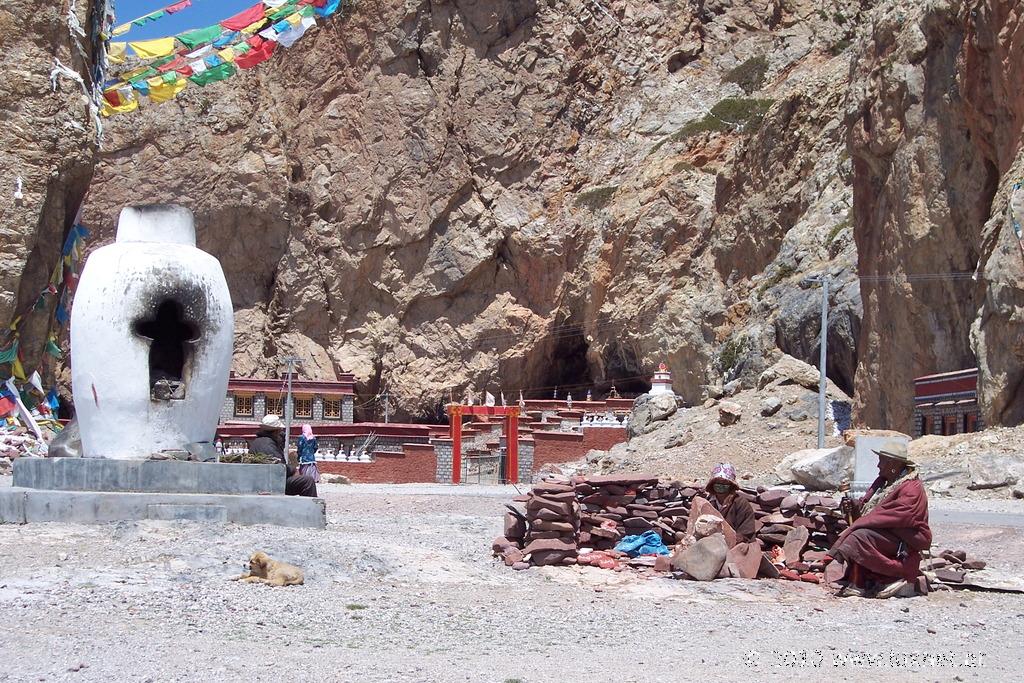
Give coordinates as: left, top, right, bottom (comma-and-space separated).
81, 0, 862, 419
0, 1, 102, 373
849, 0, 1024, 430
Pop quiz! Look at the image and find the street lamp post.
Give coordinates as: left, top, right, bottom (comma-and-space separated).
807, 276, 830, 449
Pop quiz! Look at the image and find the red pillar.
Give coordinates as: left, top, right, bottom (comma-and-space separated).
506, 408, 519, 484
449, 405, 462, 484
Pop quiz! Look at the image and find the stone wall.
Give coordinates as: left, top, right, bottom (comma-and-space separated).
531, 427, 628, 472
319, 443, 436, 484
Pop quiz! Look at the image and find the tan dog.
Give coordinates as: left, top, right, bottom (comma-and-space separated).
232, 551, 304, 586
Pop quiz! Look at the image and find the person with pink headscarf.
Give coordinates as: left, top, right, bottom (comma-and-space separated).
296, 424, 320, 482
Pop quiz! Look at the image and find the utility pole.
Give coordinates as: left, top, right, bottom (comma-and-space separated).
279, 355, 302, 460
381, 389, 391, 424
807, 276, 829, 448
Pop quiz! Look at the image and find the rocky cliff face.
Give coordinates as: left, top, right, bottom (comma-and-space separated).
0, 0, 103, 373
81, 0, 862, 419
849, 0, 1024, 430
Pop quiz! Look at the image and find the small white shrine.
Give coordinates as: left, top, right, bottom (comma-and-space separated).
650, 362, 674, 395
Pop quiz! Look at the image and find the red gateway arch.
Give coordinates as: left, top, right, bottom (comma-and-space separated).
446, 404, 520, 484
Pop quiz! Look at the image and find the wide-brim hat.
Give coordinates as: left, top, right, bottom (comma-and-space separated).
261, 414, 285, 430
872, 439, 914, 466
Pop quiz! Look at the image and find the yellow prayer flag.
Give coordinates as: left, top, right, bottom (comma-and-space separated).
147, 77, 188, 103
11, 356, 26, 381
286, 12, 302, 26
217, 47, 237, 63
111, 23, 132, 37
108, 42, 127, 64
241, 19, 265, 34
101, 97, 139, 117
129, 37, 176, 59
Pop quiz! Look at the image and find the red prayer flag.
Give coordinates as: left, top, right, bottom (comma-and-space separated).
235, 39, 277, 69
158, 56, 186, 73
220, 3, 265, 31
0, 395, 15, 417
166, 0, 191, 13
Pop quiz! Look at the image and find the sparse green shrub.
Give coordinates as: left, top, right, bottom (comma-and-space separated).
574, 185, 619, 210
757, 262, 798, 296
825, 218, 851, 246
721, 56, 769, 94
718, 336, 750, 375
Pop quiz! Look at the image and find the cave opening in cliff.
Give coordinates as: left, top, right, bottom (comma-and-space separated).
541, 327, 591, 399
599, 341, 650, 396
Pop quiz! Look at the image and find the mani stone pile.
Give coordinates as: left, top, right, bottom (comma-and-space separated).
493, 473, 849, 580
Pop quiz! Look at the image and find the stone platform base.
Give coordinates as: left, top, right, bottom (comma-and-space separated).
13, 458, 285, 495
0, 488, 326, 528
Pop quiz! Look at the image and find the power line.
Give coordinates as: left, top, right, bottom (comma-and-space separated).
858, 272, 976, 283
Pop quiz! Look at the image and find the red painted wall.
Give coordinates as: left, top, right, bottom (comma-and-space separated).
318, 443, 436, 483
532, 428, 627, 470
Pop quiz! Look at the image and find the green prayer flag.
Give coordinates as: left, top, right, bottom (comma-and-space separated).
0, 340, 18, 364
162, 71, 179, 84
127, 67, 158, 83
178, 24, 224, 49
188, 61, 236, 86
299, 5, 315, 17
269, 3, 298, 20
45, 338, 62, 358
234, 42, 251, 55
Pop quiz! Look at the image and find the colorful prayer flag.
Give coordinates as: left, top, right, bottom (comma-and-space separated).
220, 3, 266, 31
129, 37, 176, 59
108, 41, 127, 64
189, 61, 236, 86
147, 76, 188, 103
177, 24, 223, 49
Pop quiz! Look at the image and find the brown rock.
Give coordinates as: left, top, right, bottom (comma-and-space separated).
504, 512, 526, 540
622, 517, 654, 531
512, 561, 530, 571
583, 474, 658, 487
523, 538, 577, 555
934, 568, 966, 584
725, 542, 762, 579
654, 554, 672, 572
531, 520, 576, 533
492, 537, 516, 554
672, 535, 729, 581
783, 527, 809, 565
502, 548, 524, 566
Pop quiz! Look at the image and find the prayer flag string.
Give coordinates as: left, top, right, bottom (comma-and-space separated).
102, 0, 346, 116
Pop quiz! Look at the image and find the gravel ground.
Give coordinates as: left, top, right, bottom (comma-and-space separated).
0, 480, 1022, 682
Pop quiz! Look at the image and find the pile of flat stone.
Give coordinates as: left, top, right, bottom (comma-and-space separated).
493, 473, 848, 578
923, 549, 986, 585
494, 480, 580, 568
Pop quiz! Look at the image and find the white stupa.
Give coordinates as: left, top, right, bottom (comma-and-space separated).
650, 362, 674, 395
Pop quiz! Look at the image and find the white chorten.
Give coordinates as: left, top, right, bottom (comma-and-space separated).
70, 205, 234, 458
650, 362, 674, 395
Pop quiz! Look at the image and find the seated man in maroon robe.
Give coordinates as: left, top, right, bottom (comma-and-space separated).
825, 440, 931, 598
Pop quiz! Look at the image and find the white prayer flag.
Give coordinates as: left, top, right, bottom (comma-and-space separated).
485, 392, 495, 407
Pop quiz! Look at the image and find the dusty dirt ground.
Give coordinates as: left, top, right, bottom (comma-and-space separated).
0, 479, 1022, 682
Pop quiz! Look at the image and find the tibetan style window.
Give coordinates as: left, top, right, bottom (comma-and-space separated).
293, 396, 313, 418
234, 394, 253, 417
323, 397, 341, 419
265, 395, 283, 416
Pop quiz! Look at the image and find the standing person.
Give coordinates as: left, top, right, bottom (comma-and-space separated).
825, 440, 931, 598
296, 423, 320, 482
249, 414, 318, 497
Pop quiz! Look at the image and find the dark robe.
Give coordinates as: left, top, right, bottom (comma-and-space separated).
708, 492, 757, 543
829, 472, 930, 582
249, 428, 318, 498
